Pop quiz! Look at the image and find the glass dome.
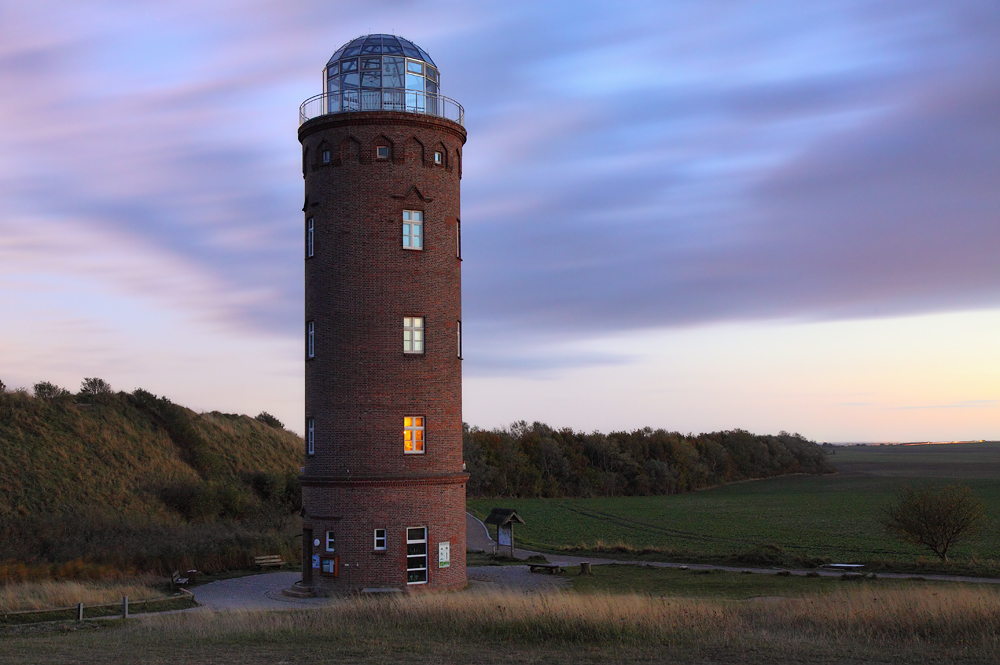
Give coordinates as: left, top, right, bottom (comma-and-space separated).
300, 34, 463, 125
325, 35, 439, 111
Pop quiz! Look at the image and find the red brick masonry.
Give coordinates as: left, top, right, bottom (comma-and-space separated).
299, 111, 468, 594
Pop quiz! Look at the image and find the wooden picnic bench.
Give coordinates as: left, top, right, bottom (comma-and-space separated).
171, 570, 198, 591
528, 563, 564, 574
254, 554, 285, 569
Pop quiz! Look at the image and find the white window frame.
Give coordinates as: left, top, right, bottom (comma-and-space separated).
325, 530, 335, 552
402, 210, 423, 250
404, 416, 425, 454
433, 150, 443, 165
374, 528, 387, 551
306, 418, 315, 455
376, 145, 390, 160
306, 217, 314, 258
406, 527, 428, 584
403, 316, 424, 354
306, 321, 315, 359
457, 320, 462, 359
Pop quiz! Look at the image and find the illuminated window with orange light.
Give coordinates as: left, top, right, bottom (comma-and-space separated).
404, 416, 425, 454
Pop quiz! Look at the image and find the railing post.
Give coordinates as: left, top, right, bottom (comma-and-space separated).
122, 596, 129, 619
77, 602, 84, 622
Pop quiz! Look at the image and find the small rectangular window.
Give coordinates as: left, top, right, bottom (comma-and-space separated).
325, 531, 335, 552
321, 557, 338, 576
374, 528, 387, 551
433, 151, 443, 164
322, 150, 330, 163
456, 218, 461, 259
307, 418, 315, 455
376, 145, 390, 160
306, 320, 315, 359
406, 527, 428, 584
402, 210, 423, 250
306, 217, 314, 258
403, 316, 424, 354
457, 320, 462, 359
404, 416, 425, 454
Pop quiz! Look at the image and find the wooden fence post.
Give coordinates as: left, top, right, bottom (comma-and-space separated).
77, 602, 84, 621
122, 596, 129, 619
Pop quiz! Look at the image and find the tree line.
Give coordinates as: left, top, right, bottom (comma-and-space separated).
464, 422, 834, 498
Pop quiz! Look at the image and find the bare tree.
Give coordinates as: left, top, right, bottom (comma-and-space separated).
881, 484, 986, 562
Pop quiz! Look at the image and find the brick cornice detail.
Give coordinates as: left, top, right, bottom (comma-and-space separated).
299, 111, 467, 145
300, 472, 468, 488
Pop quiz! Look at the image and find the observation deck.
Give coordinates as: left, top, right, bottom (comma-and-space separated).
299, 90, 464, 127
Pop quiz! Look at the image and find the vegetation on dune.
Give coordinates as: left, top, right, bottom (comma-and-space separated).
464, 420, 833, 498
0, 379, 303, 577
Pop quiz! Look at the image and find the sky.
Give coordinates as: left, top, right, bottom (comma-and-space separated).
1, 0, 998, 442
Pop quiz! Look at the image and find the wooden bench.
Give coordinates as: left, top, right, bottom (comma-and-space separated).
171, 570, 197, 591
254, 555, 285, 569
528, 563, 563, 574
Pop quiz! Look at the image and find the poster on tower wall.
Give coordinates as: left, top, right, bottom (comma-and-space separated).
439, 541, 450, 568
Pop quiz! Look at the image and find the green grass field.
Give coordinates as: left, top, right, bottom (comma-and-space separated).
468, 442, 1000, 570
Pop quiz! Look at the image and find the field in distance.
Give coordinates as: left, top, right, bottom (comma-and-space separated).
468, 441, 1000, 571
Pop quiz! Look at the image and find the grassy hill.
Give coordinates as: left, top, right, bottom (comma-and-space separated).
0, 386, 303, 575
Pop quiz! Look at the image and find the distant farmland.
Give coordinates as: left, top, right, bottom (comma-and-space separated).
468, 441, 1000, 572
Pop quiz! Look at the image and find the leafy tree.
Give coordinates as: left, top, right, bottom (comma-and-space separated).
33, 381, 69, 399
881, 484, 986, 562
255, 411, 285, 429
79, 377, 113, 396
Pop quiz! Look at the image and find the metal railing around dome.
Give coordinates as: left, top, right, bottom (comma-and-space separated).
299, 90, 464, 126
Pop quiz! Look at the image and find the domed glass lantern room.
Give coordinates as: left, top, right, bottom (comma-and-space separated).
299, 34, 463, 126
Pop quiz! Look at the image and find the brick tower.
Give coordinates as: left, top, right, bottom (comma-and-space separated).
297, 34, 467, 594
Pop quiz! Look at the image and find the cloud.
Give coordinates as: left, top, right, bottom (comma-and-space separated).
2, 0, 998, 382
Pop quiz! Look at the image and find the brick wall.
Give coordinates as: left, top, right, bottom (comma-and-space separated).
299, 111, 468, 593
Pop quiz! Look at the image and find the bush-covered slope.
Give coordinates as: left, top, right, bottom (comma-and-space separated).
0, 386, 304, 574
0, 388, 302, 519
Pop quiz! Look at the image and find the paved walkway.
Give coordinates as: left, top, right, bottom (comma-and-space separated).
185, 513, 1000, 612
193, 572, 333, 611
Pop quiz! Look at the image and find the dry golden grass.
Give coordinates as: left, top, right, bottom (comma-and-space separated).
4, 585, 1000, 663
0, 580, 167, 612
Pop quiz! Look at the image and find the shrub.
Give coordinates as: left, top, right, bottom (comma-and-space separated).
79, 377, 113, 397
881, 484, 986, 562
255, 411, 284, 429
33, 381, 69, 400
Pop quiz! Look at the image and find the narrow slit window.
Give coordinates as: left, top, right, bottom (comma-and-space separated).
403, 316, 424, 354
402, 210, 423, 250
306, 217, 314, 258
322, 150, 331, 163
457, 320, 462, 359
404, 416, 425, 454
306, 320, 315, 359
306, 418, 315, 455
456, 218, 461, 259
433, 151, 443, 165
